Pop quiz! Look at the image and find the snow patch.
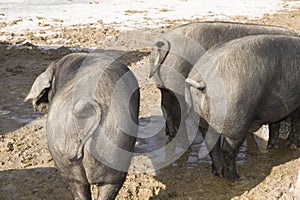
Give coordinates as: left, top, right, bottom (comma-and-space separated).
0, 0, 299, 35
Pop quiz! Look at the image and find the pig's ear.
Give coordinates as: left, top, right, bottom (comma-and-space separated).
186, 78, 206, 91
149, 38, 170, 78
24, 63, 55, 102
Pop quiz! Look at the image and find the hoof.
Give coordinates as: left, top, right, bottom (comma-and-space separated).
289, 143, 298, 150
211, 167, 224, 178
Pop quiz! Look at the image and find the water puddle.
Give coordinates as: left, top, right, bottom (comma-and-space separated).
134, 114, 266, 172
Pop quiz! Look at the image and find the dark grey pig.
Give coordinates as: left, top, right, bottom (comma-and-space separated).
185, 35, 300, 180
149, 21, 299, 142
25, 52, 140, 200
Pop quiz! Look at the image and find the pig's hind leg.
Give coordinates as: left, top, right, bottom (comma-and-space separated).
221, 130, 248, 181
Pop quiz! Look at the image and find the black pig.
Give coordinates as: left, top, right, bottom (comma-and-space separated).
25, 52, 140, 199
185, 35, 300, 180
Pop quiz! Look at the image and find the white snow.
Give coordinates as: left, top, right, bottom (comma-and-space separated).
0, 0, 300, 34
1, 0, 300, 48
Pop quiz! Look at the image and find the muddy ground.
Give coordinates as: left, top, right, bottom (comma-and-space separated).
0, 7, 300, 200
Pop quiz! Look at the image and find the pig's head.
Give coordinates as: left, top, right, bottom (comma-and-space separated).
24, 63, 55, 113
